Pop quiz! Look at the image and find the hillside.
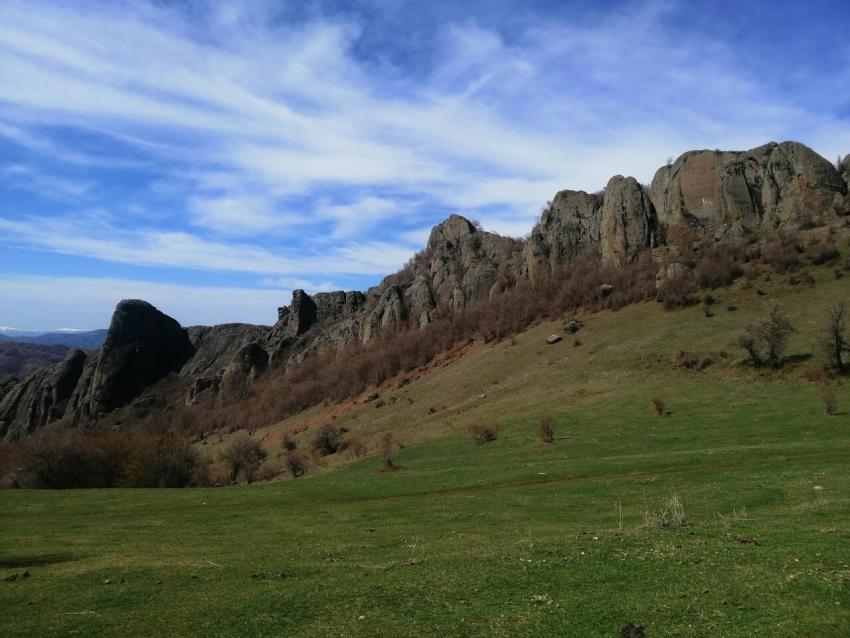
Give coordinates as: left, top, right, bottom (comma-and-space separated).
0, 342, 70, 379
2, 256, 848, 636
0, 139, 848, 442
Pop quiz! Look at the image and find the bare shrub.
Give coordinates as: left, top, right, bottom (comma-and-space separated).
123, 434, 200, 487
283, 450, 310, 478
346, 438, 369, 459
822, 302, 849, 372
806, 240, 840, 265
469, 422, 498, 444
282, 434, 297, 451
660, 273, 695, 309
538, 416, 555, 444
651, 396, 665, 417
377, 433, 399, 472
310, 424, 348, 456
644, 492, 689, 528
736, 304, 795, 368
695, 241, 744, 289
822, 389, 838, 416
220, 435, 267, 484
761, 235, 802, 273
20, 429, 130, 489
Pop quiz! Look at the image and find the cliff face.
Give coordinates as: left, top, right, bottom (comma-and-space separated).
649, 142, 847, 234
2, 140, 847, 439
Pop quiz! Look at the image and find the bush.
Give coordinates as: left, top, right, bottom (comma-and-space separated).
822, 389, 838, 416
762, 235, 802, 273
538, 416, 555, 444
282, 434, 297, 451
21, 429, 130, 489
310, 424, 348, 456
660, 273, 695, 309
651, 396, 665, 416
123, 434, 200, 487
736, 304, 795, 368
283, 450, 309, 478
377, 433, 399, 472
469, 422, 498, 444
220, 435, 267, 484
346, 438, 369, 459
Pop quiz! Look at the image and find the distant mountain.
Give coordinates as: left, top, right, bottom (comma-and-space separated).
3, 329, 107, 349
0, 342, 70, 379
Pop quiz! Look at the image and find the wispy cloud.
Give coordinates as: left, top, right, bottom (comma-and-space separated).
0, 0, 847, 326
0, 215, 415, 276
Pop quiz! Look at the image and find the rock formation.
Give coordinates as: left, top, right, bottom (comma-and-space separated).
3, 140, 848, 440
650, 142, 848, 234
0, 349, 88, 440
523, 190, 602, 280
600, 175, 660, 264
70, 300, 194, 421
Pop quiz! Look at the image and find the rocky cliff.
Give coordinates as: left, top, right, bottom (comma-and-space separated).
2, 140, 847, 440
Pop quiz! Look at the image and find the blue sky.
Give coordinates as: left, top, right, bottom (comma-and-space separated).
1, 0, 848, 330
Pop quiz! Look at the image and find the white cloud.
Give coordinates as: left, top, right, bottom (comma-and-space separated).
0, 0, 847, 327
1, 164, 92, 199
0, 214, 415, 276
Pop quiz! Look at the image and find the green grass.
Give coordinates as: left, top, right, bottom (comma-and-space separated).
2, 263, 850, 637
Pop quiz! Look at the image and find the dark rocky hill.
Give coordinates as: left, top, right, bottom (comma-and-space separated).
0, 342, 70, 379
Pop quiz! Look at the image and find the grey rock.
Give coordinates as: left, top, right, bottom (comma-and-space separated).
650, 141, 847, 234
600, 175, 659, 264
546, 334, 563, 345
597, 283, 614, 298
219, 341, 269, 403
182, 323, 270, 377
564, 319, 582, 334
655, 262, 693, 292
523, 190, 602, 281
362, 285, 407, 344
71, 300, 194, 421
0, 348, 88, 441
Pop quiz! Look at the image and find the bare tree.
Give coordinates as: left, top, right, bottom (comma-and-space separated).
737, 304, 795, 368
823, 302, 849, 372
220, 435, 266, 484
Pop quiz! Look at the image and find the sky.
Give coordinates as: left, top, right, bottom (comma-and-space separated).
1, 0, 848, 330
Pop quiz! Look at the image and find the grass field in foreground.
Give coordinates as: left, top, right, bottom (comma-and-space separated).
2, 263, 850, 637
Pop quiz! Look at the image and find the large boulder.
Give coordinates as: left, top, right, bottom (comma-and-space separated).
69, 300, 194, 421
0, 348, 88, 441
523, 190, 602, 280
650, 141, 847, 234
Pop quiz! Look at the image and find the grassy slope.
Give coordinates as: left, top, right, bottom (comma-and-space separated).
2, 262, 850, 637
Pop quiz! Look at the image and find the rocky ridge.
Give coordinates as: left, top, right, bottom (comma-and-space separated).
1, 141, 847, 440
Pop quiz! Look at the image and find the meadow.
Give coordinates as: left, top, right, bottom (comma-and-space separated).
2, 262, 849, 637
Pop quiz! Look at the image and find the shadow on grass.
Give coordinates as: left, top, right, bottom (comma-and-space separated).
0, 553, 79, 569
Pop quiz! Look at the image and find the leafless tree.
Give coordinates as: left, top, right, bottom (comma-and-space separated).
822, 302, 849, 372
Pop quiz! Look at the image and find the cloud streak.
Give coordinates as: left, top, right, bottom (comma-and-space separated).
0, 0, 847, 327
